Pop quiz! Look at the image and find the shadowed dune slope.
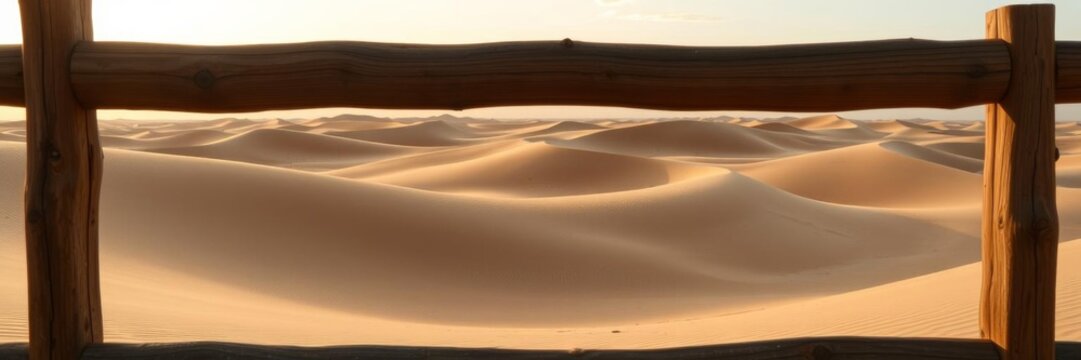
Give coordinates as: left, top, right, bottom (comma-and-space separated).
878, 141, 984, 173
921, 139, 985, 159
736, 141, 982, 208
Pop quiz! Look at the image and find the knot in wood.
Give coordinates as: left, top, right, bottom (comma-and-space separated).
561, 38, 574, 48
1034, 199, 1057, 234
193, 69, 216, 90
49, 149, 60, 161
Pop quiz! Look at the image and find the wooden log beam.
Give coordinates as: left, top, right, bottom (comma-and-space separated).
2, 38, 1081, 110
982, 4, 1058, 360
18, 0, 103, 359
0, 44, 21, 107
65, 39, 1011, 112
0, 39, 1080, 111
1060, 41, 1081, 103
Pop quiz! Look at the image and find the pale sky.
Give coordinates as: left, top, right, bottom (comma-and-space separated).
0, 0, 1079, 121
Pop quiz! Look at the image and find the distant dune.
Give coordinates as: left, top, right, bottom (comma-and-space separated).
148, 128, 420, 170
1, 115, 1080, 348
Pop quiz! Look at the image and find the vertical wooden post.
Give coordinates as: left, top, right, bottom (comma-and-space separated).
18, 0, 103, 359
982, 4, 1058, 360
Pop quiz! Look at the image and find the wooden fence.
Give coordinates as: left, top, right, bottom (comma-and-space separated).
1, 1, 1081, 359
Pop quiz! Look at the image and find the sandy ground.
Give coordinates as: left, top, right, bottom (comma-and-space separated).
1, 114, 1080, 348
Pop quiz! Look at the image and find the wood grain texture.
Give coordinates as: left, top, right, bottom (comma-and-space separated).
67, 39, 1011, 112
18, 0, 103, 359
0, 39, 1080, 110
1060, 41, 1081, 103
0, 45, 21, 107
982, 4, 1058, 360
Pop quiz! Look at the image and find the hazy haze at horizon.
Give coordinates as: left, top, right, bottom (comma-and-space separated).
0, 0, 1078, 121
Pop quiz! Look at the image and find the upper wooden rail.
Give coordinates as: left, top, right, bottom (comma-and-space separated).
0, 44, 20, 106
1062, 41, 1081, 101
0, 39, 1077, 112
64, 39, 1013, 112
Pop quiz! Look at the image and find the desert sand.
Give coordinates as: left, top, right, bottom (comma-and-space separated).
1, 114, 1081, 348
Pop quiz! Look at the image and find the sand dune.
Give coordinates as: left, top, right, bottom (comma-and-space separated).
100, 129, 233, 149
147, 128, 419, 170
1060, 155, 1081, 188
1058, 122, 1081, 136
779, 115, 887, 139
736, 141, 982, 208
290, 115, 407, 132
554, 120, 842, 159
326, 120, 490, 146
921, 139, 985, 159
1060, 136, 1081, 155
361, 141, 718, 197
784, 114, 859, 130
1, 115, 1080, 348
326, 139, 525, 179
0, 141, 975, 326
0, 133, 22, 143
512, 120, 606, 138
878, 141, 984, 173
751, 121, 817, 135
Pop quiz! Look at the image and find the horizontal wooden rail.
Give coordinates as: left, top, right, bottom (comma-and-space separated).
64, 39, 1014, 112
0, 44, 20, 106
0, 40, 1030, 111
1062, 41, 1081, 102
1, 337, 1081, 359
0, 39, 1011, 111
0, 40, 1078, 113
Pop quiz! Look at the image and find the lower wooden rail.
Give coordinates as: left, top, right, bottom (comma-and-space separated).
2, 338, 1081, 360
